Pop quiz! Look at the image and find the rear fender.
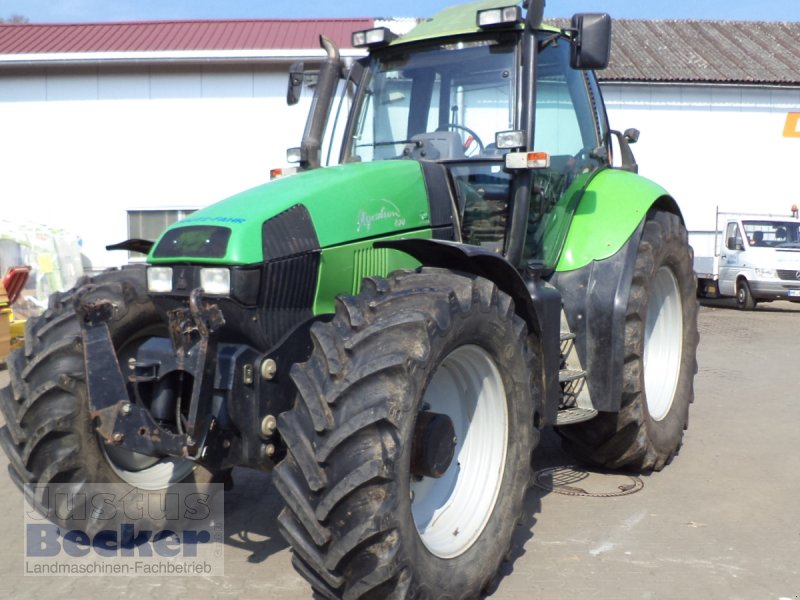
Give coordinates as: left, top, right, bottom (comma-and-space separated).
552, 169, 684, 412
557, 168, 680, 272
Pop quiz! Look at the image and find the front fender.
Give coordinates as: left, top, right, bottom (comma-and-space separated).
720, 270, 749, 297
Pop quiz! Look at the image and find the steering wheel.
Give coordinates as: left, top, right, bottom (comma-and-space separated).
436, 123, 485, 155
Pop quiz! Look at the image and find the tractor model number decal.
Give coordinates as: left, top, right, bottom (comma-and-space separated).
356, 200, 406, 232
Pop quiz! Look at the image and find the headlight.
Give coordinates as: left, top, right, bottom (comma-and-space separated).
147, 267, 173, 293
200, 268, 231, 296
755, 268, 777, 278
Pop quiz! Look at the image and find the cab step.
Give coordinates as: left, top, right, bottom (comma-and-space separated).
559, 368, 585, 383
558, 312, 593, 420
556, 406, 598, 426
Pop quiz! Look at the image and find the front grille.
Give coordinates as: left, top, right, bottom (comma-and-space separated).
777, 270, 800, 281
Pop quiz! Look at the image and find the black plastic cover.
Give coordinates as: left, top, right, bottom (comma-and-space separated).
262, 204, 320, 261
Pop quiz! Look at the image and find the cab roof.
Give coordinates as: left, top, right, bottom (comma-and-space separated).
391, 0, 559, 47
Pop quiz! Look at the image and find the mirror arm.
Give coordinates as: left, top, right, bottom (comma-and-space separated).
608, 129, 639, 174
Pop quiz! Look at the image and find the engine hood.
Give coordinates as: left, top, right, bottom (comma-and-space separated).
148, 160, 434, 265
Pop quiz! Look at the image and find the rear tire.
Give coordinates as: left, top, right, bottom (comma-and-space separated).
736, 278, 756, 310
273, 268, 541, 599
0, 267, 215, 532
558, 210, 699, 472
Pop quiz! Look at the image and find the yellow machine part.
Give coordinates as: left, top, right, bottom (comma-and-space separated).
0, 308, 11, 361
1, 281, 25, 361
9, 313, 25, 350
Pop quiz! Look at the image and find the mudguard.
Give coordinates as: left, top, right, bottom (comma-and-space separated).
556, 168, 676, 272
551, 168, 683, 412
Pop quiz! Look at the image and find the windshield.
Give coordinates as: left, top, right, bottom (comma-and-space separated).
743, 220, 800, 248
346, 38, 518, 163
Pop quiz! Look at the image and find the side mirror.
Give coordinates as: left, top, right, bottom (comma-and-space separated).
623, 128, 640, 144
287, 61, 305, 106
570, 13, 612, 70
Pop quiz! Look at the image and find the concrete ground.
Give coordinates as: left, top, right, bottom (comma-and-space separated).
0, 298, 798, 599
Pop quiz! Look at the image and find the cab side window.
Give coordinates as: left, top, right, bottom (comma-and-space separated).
726, 223, 743, 251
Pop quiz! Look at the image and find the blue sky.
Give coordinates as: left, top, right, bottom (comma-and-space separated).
0, 0, 797, 22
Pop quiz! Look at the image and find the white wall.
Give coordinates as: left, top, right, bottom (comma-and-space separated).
4, 67, 799, 272
0, 65, 312, 271
602, 83, 800, 255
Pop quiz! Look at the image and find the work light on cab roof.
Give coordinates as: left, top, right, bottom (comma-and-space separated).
351, 26, 397, 48
476, 5, 522, 28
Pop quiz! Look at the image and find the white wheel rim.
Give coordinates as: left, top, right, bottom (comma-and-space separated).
643, 266, 684, 421
101, 335, 195, 490
411, 345, 508, 558
103, 444, 195, 490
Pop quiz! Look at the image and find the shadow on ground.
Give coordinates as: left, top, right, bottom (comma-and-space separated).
223, 468, 288, 564
488, 428, 571, 595
700, 297, 800, 313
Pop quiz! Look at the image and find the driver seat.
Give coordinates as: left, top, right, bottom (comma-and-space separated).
404, 132, 465, 161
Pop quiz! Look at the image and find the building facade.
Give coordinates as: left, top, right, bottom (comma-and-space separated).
1, 17, 799, 271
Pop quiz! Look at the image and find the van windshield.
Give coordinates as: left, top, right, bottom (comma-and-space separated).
743, 220, 800, 248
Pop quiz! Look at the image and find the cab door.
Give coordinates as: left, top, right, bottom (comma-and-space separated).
524, 37, 607, 268
718, 221, 744, 295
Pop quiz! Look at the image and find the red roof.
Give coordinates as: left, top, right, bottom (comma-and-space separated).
0, 19, 374, 54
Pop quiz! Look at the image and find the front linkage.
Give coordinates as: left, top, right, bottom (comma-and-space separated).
77, 286, 290, 473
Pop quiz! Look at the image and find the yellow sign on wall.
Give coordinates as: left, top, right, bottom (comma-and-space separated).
784, 112, 800, 138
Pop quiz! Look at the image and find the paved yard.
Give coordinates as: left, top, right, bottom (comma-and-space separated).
1, 299, 798, 599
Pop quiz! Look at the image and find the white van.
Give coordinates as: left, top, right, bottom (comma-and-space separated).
694, 213, 800, 309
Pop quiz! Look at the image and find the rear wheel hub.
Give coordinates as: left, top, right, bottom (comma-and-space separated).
410, 411, 457, 479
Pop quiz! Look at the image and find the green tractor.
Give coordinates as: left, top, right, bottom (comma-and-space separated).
0, 0, 698, 597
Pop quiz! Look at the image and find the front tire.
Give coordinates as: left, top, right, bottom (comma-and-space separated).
273, 268, 541, 599
0, 267, 214, 531
736, 278, 756, 310
558, 210, 699, 472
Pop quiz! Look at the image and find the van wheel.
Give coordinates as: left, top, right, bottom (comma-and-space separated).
736, 279, 756, 310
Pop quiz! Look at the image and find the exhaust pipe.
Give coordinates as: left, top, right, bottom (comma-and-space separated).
299, 35, 342, 170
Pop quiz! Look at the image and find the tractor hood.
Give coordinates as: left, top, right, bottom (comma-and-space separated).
148, 160, 436, 265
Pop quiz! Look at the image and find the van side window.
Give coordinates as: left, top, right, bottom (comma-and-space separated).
725, 223, 743, 251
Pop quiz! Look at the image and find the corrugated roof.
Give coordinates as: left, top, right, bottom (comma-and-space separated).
548, 19, 800, 85
0, 19, 373, 53
1, 18, 799, 85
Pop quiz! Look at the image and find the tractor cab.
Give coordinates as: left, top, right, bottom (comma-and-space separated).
289, 0, 615, 271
